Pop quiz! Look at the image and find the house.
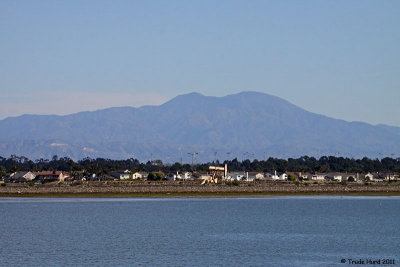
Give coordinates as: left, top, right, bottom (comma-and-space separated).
245, 172, 256, 182
265, 171, 287, 181
109, 171, 130, 180
384, 173, 397, 181
34, 171, 70, 183
9, 171, 36, 182
131, 171, 148, 180
325, 173, 343, 182
371, 173, 398, 182
272, 171, 280, 180
333, 174, 343, 182
373, 173, 386, 182
168, 172, 193, 181
264, 172, 274, 180
311, 173, 326, 181
265, 171, 279, 180
365, 172, 375, 181
165, 173, 180, 181
84, 173, 100, 181
343, 173, 358, 182
296, 172, 312, 180
181, 172, 193, 180
247, 172, 264, 180
279, 173, 288, 180
227, 172, 246, 181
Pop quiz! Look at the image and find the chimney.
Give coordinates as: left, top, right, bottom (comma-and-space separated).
224, 164, 228, 178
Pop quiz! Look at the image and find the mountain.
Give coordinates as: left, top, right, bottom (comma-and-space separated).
1, 91, 400, 162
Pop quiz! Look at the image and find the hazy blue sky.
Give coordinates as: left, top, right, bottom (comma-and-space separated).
1, 1, 399, 126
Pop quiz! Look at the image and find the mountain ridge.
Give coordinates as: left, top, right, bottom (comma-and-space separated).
0, 91, 399, 161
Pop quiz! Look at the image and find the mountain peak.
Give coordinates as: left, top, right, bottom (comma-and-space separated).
161, 92, 208, 107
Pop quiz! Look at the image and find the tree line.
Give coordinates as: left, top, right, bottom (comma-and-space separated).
0, 155, 399, 177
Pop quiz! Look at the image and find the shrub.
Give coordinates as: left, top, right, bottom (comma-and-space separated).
227, 180, 240, 186
147, 172, 164, 181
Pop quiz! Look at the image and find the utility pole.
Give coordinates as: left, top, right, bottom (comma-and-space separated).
188, 152, 198, 171
179, 148, 183, 166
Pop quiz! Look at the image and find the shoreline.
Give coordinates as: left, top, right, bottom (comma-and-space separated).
0, 192, 400, 198
1, 181, 399, 198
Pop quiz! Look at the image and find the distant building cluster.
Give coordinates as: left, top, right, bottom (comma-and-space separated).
2, 169, 399, 184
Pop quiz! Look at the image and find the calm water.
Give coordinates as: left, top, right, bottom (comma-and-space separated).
1, 196, 399, 267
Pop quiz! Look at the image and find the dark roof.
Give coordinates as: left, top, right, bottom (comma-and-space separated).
13, 171, 31, 180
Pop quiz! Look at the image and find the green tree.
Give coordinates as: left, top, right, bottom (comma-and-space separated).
288, 174, 297, 181
147, 172, 163, 181
0, 166, 6, 178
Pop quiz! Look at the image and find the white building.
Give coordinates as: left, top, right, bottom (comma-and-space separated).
279, 173, 288, 180
333, 174, 342, 182
181, 172, 193, 180
226, 172, 245, 181
110, 171, 130, 180
311, 174, 325, 181
326, 173, 343, 182
365, 172, 374, 181
165, 173, 180, 181
247, 172, 265, 180
131, 171, 148, 179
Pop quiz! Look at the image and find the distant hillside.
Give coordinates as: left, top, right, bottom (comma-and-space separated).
1, 91, 399, 161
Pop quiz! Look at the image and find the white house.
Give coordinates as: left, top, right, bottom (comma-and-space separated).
365, 172, 374, 181
264, 171, 279, 180
247, 172, 265, 180
110, 171, 130, 180
181, 172, 192, 180
385, 173, 397, 181
311, 174, 325, 181
165, 173, 178, 181
226, 172, 245, 181
279, 173, 288, 180
165, 172, 192, 181
326, 173, 343, 182
131, 171, 148, 179
333, 174, 342, 182
298, 172, 311, 180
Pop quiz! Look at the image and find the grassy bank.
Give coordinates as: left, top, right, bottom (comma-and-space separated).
1, 189, 399, 198
1, 180, 399, 198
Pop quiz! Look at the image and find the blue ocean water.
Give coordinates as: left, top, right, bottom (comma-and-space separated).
0, 196, 399, 267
